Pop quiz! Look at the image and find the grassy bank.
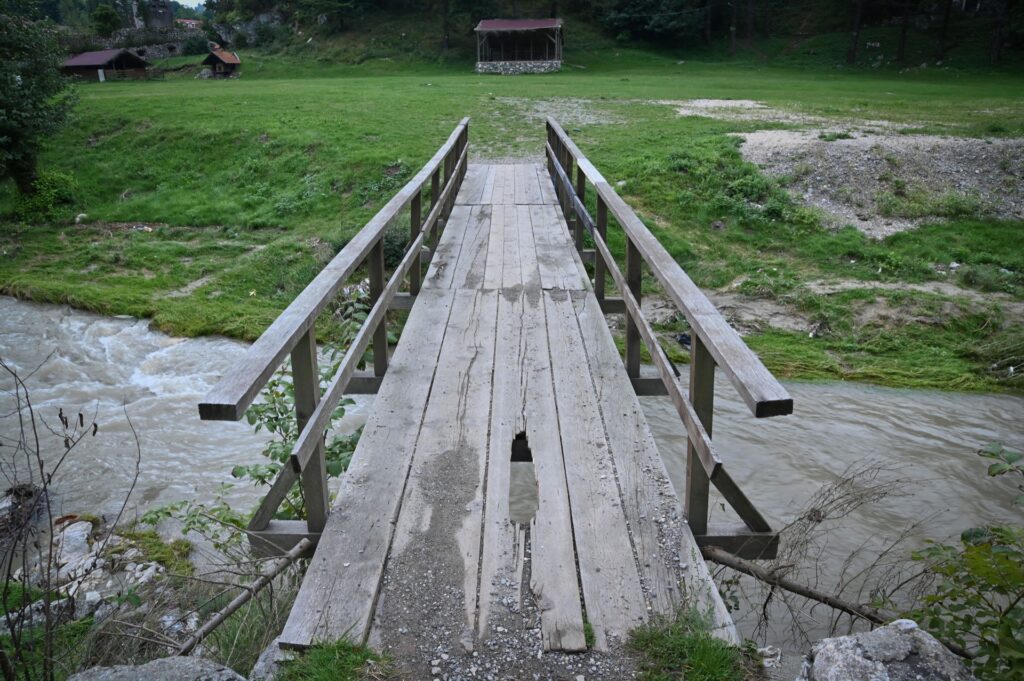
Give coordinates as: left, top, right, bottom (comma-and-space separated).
1, 20, 1022, 392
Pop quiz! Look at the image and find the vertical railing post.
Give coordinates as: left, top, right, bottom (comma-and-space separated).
625, 238, 642, 379
430, 167, 441, 253
595, 195, 607, 301
574, 164, 586, 252
368, 239, 388, 377
409, 191, 422, 296
686, 337, 714, 535
291, 329, 328, 532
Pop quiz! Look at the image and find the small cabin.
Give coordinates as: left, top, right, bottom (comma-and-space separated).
202, 48, 241, 77
63, 49, 149, 81
474, 18, 563, 74
175, 18, 203, 30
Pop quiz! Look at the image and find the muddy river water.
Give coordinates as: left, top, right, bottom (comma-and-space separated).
1, 296, 1021, 648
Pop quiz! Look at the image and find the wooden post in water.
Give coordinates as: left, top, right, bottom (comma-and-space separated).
291, 329, 328, 532
369, 240, 388, 377
410, 192, 422, 295
595, 196, 607, 301
686, 337, 714, 534
625, 239, 642, 378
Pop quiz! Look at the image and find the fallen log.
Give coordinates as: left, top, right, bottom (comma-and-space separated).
700, 544, 975, 660
177, 538, 312, 656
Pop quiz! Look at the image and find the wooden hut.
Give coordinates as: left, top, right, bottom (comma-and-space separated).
202, 47, 241, 78
474, 18, 563, 74
63, 49, 149, 81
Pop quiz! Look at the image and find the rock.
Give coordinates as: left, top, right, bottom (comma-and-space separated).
250, 638, 296, 681
68, 657, 245, 681
196, 68, 214, 79
797, 619, 976, 681
710, 219, 727, 230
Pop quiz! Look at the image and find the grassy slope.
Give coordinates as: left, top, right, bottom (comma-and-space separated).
1, 12, 1022, 391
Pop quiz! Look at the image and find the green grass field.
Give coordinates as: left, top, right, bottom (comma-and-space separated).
1, 17, 1022, 392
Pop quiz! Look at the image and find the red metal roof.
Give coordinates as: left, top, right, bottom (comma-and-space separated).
475, 18, 562, 32
207, 48, 241, 65
64, 49, 135, 67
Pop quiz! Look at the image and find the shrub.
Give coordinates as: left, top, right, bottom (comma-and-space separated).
13, 170, 79, 223
183, 34, 209, 55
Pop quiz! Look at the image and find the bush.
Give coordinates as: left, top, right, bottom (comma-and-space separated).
13, 171, 79, 223
183, 34, 209, 55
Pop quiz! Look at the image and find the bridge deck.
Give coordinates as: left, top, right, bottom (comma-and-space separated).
279, 163, 734, 669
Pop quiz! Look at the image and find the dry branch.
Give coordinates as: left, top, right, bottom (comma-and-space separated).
177, 538, 312, 656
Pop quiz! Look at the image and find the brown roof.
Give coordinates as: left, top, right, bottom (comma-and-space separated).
64, 49, 148, 68
475, 18, 562, 32
204, 48, 241, 65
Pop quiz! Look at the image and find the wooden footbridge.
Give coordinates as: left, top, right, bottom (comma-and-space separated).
200, 119, 793, 669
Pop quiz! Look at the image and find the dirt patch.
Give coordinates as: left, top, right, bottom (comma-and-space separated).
473, 97, 622, 161
654, 98, 887, 128
737, 130, 1024, 238
163, 275, 213, 299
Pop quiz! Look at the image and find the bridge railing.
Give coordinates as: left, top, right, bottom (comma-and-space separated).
198, 118, 470, 552
545, 117, 792, 559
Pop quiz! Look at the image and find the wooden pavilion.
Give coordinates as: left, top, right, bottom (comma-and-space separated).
474, 18, 563, 74
62, 49, 149, 81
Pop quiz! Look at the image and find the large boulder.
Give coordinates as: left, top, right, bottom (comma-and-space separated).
68, 657, 244, 681
797, 619, 976, 681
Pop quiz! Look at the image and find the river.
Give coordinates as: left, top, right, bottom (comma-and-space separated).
1, 296, 1021, 649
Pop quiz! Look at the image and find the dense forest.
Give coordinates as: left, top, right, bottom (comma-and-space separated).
4, 0, 1022, 64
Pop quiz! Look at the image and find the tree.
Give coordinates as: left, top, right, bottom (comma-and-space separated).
936, 0, 953, 60
846, 0, 864, 64
90, 3, 121, 36
0, 14, 76, 195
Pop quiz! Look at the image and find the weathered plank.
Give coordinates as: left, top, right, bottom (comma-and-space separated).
529, 204, 587, 291
516, 205, 542, 292
499, 203, 523, 289
535, 163, 558, 205
450, 205, 492, 290
483, 201, 504, 290
478, 290, 585, 651
544, 289, 647, 650
424, 204, 472, 290
500, 164, 516, 205
369, 289, 498, 653
278, 288, 456, 649
572, 291, 739, 642
514, 164, 544, 205
456, 164, 488, 205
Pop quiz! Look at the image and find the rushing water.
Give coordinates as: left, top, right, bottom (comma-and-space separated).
1, 296, 1022, 647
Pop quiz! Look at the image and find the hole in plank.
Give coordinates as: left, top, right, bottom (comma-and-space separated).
509, 431, 539, 524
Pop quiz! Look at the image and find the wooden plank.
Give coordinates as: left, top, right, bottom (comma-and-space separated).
478, 291, 585, 651
543, 289, 647, 650
514, 163, 543, 205
573, 291, 739, 641
536, 163, 558, 205
529, 204, 586, 291
499, 203, 522, 289
278, 288, 456, 649
449, 204, 492, 290
694, 525, 779, 560
423, 204, 472, 290
483, 201, 504, 290
249, 520, 319, 559
686, 336, 714, 535
500, 164, 516, 205
456, 164, 487, 205
516, 205, 542, 292
479, 165, 497, 205
369, 289, 498, 652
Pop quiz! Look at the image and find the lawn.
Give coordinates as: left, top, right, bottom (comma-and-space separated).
1, 22, 1022, 391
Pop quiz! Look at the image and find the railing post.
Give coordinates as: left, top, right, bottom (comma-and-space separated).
574, 164, 586, 252
368, 239, 388, 377
409, 191, 422, 295
291, 329, 328, 533
686, 337, 714, 534
595, 196, 607, 301
625, 238, 642, 378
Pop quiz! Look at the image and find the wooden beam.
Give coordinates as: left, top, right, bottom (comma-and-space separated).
248, 520, 320, 558
694, 525, 778, 560
630, 376, 668, 396
598, 297, 625, 314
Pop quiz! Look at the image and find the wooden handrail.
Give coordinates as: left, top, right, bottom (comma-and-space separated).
546, 117, 792, 419
199, 118, 470, 422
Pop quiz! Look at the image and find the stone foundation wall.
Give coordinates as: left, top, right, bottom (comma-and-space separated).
476, 60, 561, 75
